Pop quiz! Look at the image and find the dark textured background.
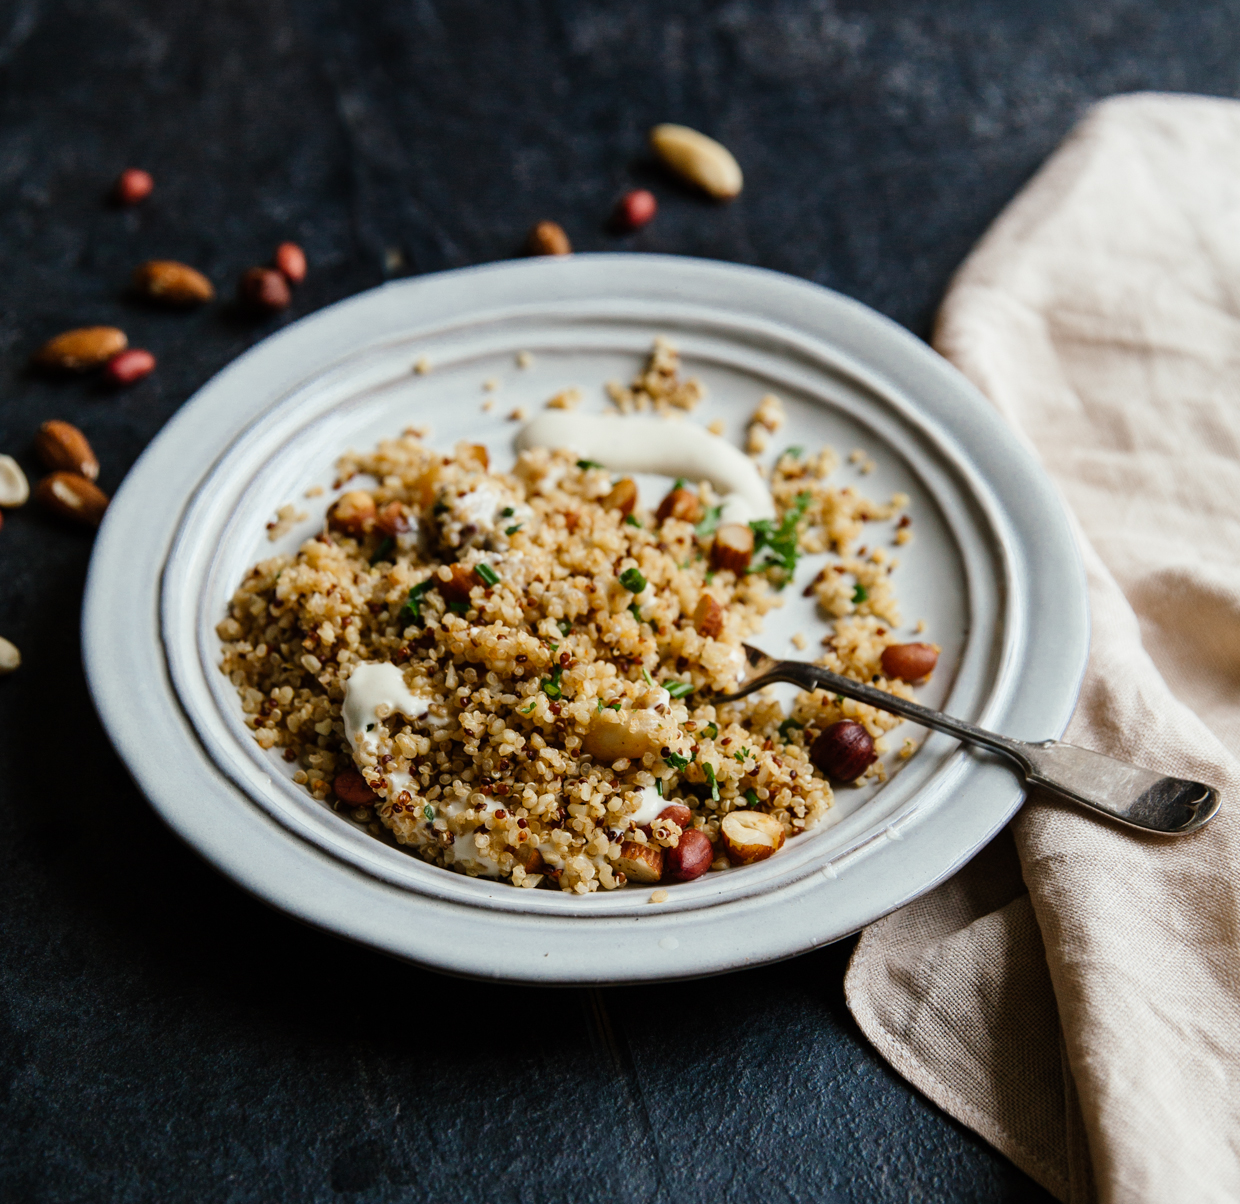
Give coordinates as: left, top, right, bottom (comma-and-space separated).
3, 1, 1240, 1200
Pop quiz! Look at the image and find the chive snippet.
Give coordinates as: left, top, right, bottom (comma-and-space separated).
745, 788, 759, 806
399, 580, 434, 624
577, 459, 604, 470
624, 514, 642, 528
852, 583, 868, 604
369, 536, 395, 565
474, 562, 500, 587
703, 762, 720, 801
664, 680, 694, 699
505, 523, 523, 536
663, 751, 690, 772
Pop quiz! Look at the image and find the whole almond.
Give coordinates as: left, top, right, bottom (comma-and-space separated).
132, 259, 215, 305
527, 221, 572, 256
649, 124, 743, 199
32, 326, 128, 372
0, 455, 30, 507
35, 420, 99, 481
36, 472, 109, 528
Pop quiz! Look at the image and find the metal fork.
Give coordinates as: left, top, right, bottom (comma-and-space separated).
716, 644, 1220, 836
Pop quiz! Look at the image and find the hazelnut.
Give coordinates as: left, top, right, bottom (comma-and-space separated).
436, 563, 476, 604
603, 477, 638, 516
719, 810, 785, 865
616, 840, 663, 883
326, 490, 376, 536
692, 594, 723, 639
709, 523, 754, 574
809, 719, 876, 781
333, 769, 378, 806
880, 642, 940, 682
664, 828, 712, 881
239, 266, 291, 311
656, 486, 702, 524
656, 803, 693, 830
527, 221, 571, 256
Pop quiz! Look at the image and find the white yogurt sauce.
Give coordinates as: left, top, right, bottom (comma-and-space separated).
516, 413, 775, 524
342, 661, 431, 758
630, 785, 666, 825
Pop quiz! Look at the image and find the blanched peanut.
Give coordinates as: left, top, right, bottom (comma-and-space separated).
664, 829, 712, 880
693, 594, 723, 639
603, 477, 638, 516
710, 524, 754, 574
880, 642, 939, 682
656, 487, 702, 523
326, 490, 376, 536
616, 840, 663, 883
720, 810, 785, 865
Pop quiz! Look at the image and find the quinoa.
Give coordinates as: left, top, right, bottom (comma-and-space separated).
219, 368, 927, 894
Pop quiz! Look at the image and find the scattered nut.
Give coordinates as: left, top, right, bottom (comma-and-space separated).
0, 636, 19, 676
810, 719, 877, 781
436, 563, 476, 605
709, 523, 754, 574
656, 486, 703, 524
374, 501, 411, 537
720, 810, 785, 865
132, 260, 215, 305
528, 220, 571, 256
274, 241, 307, 284
456, 442, 490, 471
649, 124, 743, 199
514, 844, 544, 874
103, 348, 157, 386
664, 828, 713, 881
326, 490, 376, 536
616, 840, 664, 883
32, 326, 128, 372
114, 168, 153, 205
0, 456, 30, 507
880, 642, 940, 682
34, 421, 99, 481
603, 477, 638, 516
35, 471, 109, 528
239, 266, 291, 311
333, 769, 378, 806
582, 709, 665, 762
614, 189, 657, 230
692, 593, 724, 639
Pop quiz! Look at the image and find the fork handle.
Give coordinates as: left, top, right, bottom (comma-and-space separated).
766, 662, 1219, 836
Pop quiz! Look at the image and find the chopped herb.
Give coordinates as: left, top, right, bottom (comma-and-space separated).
577, 459, 603, 470
664, 680, 694, 699
782, 445, 804, 460
474, 562, 500, 587
655, 778, 664, 797
432, 498, 449, 515
703, 722, 719, 740
704, 571, 715, 585
399, 580, 434, 624
369, 536, 395, 565
505, 523, 523, 536
642, 668, 654, 686
501, 506, 515, 517
703, 762, 720, 801
550, 643, 559, 654
745, 788, 759, 806
558, 619, 572, 635
597, 698, 604, 712
663, 751, 690, 772
778, 717, 805, 740
624, 514, 642, 528
423, 804, 435, 822
694, 504, 724, 539
618, 567, 647, 594
749, 490, 813, 586
521, 702, 536, 714
852, 583, 868, 603
541, 664, 564, 700
629, 603, 642, 623
607, 700, 622, 711
734, 746, 752, 763
447, 600, 470, 614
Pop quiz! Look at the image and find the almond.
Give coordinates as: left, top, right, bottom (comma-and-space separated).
616, 840, 663, 883
35, 471, 109, 528
528, 220, 571, 256
32, 326, 128, 372
132, 260, 215, 305
0, 456, 30, 507
709, 523, 754, 574
692, 593, 724, 639
649, 124, 743, 199
720, 810, 785, 865
34, 421, 99, 481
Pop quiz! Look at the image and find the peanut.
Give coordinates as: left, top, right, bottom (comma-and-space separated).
649, 124, 743, 199
32, 326, 127, 372
614, 189, 657, 230
35, 471, 109, 528
104, 348, 156, 386
114, 168, 153, 205
132, 260, 215, 305
34, 421, 99, 481
239, 267, 291, 311
274, 241, 307, 284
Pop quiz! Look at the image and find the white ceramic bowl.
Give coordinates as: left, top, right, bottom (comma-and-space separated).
83, 255, 1087, 983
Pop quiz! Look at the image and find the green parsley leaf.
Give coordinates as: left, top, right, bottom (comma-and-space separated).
749, 490, 813, 587
447, 600, 470, 614
399, 580, 434, 624
745, 788, 759, 806
629, 603, 642, 622
577, 459, 604, 470
781, 445, 804, 460
663, 751, 690, 772
673, 477, 686, 491
558, 619, 572, 635
694, 504, 724, 539
368, 536, 395, 565
852, 583, 868, 603
423, 804, 435, 822
703, 722, 719, 740
664, 680, 694, 699
541, 664, 564, 700
642, 668, 654, 686
618, 566, 647, 594
474, 562, 500, 587
624, 513, 642, 528
501, 506, 515, 517
703, 761, 720, 802
505, 523, 523, 536
778, 717, 805, 740
521, 702, 536, 714
734, 746, 752, 764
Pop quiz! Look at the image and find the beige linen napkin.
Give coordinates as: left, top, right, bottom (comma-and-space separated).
844, 93, 1240, 1204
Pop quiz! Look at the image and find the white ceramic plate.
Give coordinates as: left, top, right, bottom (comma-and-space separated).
82, 255, 1087, 984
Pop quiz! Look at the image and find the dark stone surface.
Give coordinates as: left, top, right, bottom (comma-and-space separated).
3, 0, 1239, 1198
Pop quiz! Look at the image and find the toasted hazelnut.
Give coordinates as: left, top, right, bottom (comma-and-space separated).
880, 642, 940, 682
692, 594, 724, 639
710, 523, 754, 574
132, 260, 214, 305
34, 421, 98, 481
436, 563, 476, 604
657, 803, 693, 829
374, 501, 410, 537
656, 486, 702, 524
616, 840, 663, 883
603, 477, 638, 516
528, 220, 571, 256
810, 719, 876, 781
664, 828, 713, 881
32, 326, 128, 372
514, 844, 544, 874
333, 769, 378, 806
35, 472, 109, 528
720, 810, 786, 865
583, 709, 666, 762
326, 490, 376, 536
